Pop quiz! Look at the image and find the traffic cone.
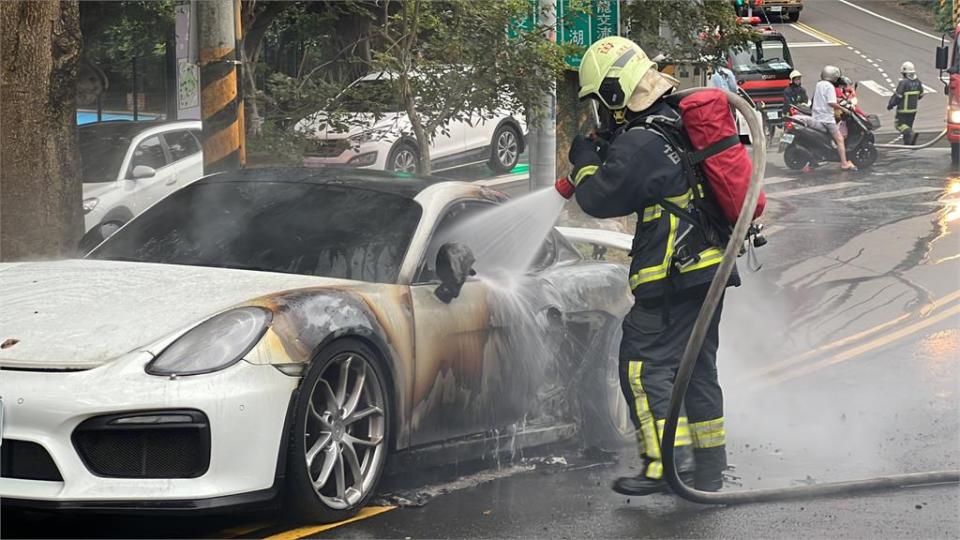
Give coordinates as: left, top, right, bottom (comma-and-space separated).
802, 162, 812, 174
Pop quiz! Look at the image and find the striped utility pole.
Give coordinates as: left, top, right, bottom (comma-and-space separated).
196, 0, 244, 174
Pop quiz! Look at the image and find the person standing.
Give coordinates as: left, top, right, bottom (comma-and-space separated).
812, 65, 856, 170
560, 36, 739, 495
888, 61, 924, 145
782, 70, 809, 115
710, 63, 739, 94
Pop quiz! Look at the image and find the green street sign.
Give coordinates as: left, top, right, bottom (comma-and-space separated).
508, 0, 540, 40
558, 0, 621, 68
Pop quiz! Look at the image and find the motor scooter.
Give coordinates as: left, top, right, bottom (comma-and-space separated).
780, 98, 880, 170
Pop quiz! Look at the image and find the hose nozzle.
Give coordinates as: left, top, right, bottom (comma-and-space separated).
555, 176, 575, 199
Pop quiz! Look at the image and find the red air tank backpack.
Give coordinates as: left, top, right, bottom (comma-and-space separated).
626, 88, 766, 250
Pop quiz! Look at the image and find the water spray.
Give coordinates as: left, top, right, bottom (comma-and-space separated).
660, 88, 960, 504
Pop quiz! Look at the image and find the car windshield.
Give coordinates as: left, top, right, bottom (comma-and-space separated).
78, 126, 136, 183
338, 79, 403, 112
88, 181, 422, 283
730, 37, 791, 72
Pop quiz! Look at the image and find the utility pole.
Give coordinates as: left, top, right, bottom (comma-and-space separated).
196, 0, 244, 174
528, 0, 557, 191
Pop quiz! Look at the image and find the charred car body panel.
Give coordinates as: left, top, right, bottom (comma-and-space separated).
0, 168, 632, 513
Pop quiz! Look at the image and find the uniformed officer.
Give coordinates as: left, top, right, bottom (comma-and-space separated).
562, 36, 738, 495
888, 61, 924, 145
782, 70, 809, 115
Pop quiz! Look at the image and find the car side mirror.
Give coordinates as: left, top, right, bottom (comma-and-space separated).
936, 45, 949, 71
130, 165, 157, 179
434, 242, 476, 304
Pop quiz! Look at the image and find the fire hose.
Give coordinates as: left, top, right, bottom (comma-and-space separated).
660, 87, 960, 504
875, 128, 948, 150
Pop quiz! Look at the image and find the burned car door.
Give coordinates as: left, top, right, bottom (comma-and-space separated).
407, 200, 552, 446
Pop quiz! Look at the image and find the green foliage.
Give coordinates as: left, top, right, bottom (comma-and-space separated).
622, 0, 757, 63
81, 1, 176, 65
246, 120, 312, 165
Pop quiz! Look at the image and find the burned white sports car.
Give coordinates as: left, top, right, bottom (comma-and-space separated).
0, 168, 632, 520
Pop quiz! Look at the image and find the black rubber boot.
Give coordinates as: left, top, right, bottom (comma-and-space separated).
612, 474, 668, 496
613, 447, 695, 496
693, 447, 727, 492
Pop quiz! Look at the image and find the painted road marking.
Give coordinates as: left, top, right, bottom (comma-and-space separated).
791, 22, 847, 46
836, 186, 943, 203
761, 302, 960, 386
770, 182, 865, 198
860, 80, 894, 97
790, 42, 842, 48
740, 288, 960, 384
263, 506, 396, 540
923, 84, 939, 94
835, 0, 940, 42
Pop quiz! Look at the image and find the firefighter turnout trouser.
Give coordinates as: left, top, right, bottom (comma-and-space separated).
618, 291, 727, 484
895, 112, 918, 145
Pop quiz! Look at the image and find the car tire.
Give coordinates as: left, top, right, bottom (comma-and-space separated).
787, 11, 800, 22
783, 144, 810, 171
952, 142, 959, 167
78, 220, 125, 253
284, 338, 391, 522
487, 124, 521, 174
387, 142, 420, 174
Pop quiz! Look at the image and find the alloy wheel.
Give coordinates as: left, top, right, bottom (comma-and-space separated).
497, 129, 518, 168
303, 352, 386, 510
392, 148, 417, 173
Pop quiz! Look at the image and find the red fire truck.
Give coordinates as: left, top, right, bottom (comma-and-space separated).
936, 24, 960, 164
730, 20, 794, 136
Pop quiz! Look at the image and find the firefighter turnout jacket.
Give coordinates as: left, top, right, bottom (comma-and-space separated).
570, 100, 740, 303
887, 78, 923, 114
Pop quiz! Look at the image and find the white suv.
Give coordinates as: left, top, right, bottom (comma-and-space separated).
79, 121, 203, 251
296, 73, 526, 174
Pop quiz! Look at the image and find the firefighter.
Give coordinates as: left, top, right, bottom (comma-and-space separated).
562, 36, 738, 495
888, 61, 923, 145
782, 70, 808, 115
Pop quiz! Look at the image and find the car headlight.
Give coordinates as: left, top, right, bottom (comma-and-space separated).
146, 307, 272, 376
83, 197, 99, 214
349, 128, 391, 145
949, 109, 960, 124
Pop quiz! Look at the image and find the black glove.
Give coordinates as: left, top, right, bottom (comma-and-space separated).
568, 134, 602, 168
590, 131, 612, 160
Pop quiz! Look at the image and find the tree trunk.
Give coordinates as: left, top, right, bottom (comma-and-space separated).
400, 73, 431, 175
0, 0, 83, 261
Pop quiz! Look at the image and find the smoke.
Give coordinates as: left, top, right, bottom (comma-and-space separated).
437, 187, 567, 276
716, 258, 960, 487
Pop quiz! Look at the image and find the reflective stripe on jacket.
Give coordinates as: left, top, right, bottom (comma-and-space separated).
571, 101, 739, 300
888, 78, 923, 114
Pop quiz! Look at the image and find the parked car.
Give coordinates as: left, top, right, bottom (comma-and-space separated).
0, 167, 632, 521
79, 120, 203, 251
296, 73, 526, 175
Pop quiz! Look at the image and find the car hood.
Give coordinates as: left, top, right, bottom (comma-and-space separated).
0, 259, 353, 370
296, 112, 408, 139
82, 181, 117, 199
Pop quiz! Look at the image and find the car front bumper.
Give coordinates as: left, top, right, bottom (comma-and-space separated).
0, 353, 297, 509
302, 140, 392, 170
